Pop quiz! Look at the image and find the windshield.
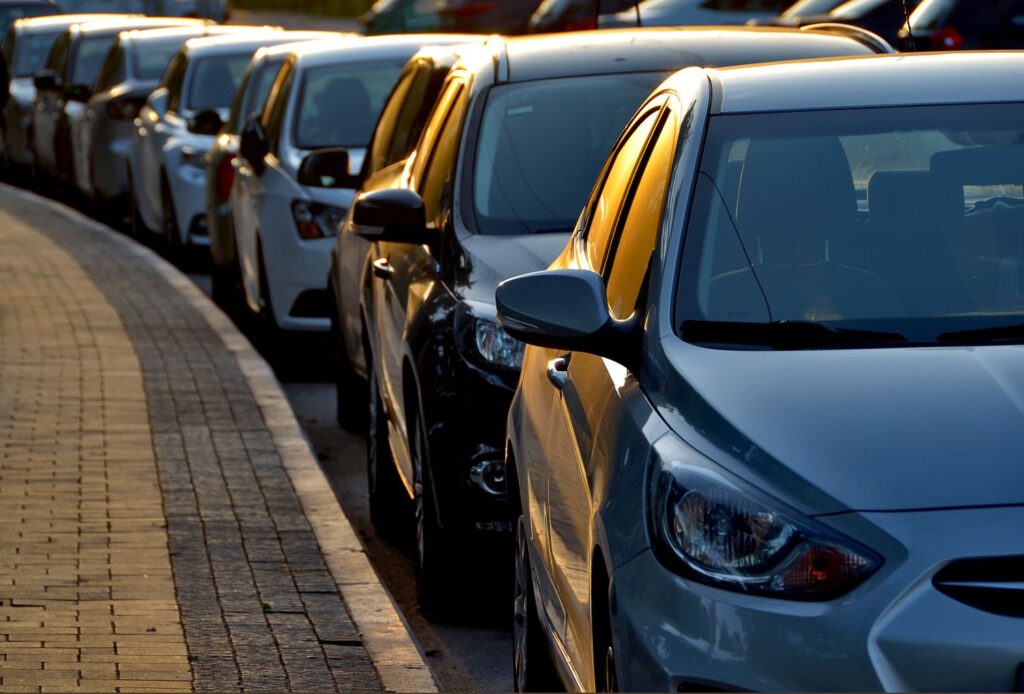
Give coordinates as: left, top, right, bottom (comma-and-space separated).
12, 28, 58, 77
293, 60, 405, 150
133, 37, 190, 82
472, 72, 665, 235
677, 102, 1024, 348
780, 0, 845, 17
0, 5, 58, 37
72, 33, 117, 86
186, 52, 252, 112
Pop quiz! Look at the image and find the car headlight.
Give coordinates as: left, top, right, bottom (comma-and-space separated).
454, 302, 525, 371
650, 437, 881, 600
291, 200, 346, 240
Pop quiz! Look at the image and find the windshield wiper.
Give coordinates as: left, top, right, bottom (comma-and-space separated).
682, 320, 909, 350
938, 323, 1024, 344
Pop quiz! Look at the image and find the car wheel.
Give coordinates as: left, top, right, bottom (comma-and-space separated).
161, 175, 183, 263
331, 288, 368, 432
210, 259, 242, 315
513, 510, 561, 692
594, 578, 618, 693
366, 357, 408, 538
411, 403, 455, 617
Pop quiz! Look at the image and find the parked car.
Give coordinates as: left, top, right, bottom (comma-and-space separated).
498, 50, 1024, 692
0, 0, 59, 38
437, 0, 540, 33
528, 0, 637, 32
343, 26, 882, 614
898, 0, 1024, 50
128, 30, 328, 256
59, 0, 228, 21
361, 0, 440, 34
751, 0, 921, 43
1, 13, 125, 176
31, 15, 205, 190
231, 34, 476, 339
83, 24, 260, 213
206, 35, 355, 309
601, 0, 791, 27
328, 39, 482, 430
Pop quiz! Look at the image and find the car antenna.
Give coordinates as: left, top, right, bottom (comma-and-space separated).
901, 0, 915, 50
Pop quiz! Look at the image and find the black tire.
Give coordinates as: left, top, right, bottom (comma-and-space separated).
593, 576, 619, 693
210, 260, 241, 315
512, 485, 561, 692
366, 359, 408, 538
411, 403, 457, 618
331, 288, 368, 432
162, 175, 184, 264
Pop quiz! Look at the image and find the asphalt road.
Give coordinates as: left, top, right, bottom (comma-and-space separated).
186, 273, 513, 692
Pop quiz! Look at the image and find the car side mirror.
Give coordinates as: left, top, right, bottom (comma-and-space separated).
297, 147, 362, 189
33, 69, 61, 93
353, 188, 434, 245
239, 114, 269, 175
146, 88, 169, 118
66, 83, 91, 102
496, 269, 641, 370
189, 108, 224, 135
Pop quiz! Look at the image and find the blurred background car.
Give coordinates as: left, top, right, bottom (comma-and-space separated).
361, 0, 440, 34
345, 25, 882, 616
329, 39, 482, 431
437, 0, 540, 33
1, 13, 125, 177
205, 34, 356, 309
528, 0, 637, 32
31, 15, 205, 191
601, 0, 791, 26
0, 0, 59, 38
58, 0, 227, 21
85, 24, 263, 219
751, 0, 922, 44
898, 0, 1024, 50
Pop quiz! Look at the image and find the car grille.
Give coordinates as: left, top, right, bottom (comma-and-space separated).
933, 556, 1024, 617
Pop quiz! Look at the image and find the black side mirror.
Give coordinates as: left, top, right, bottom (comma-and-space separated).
496, 268, 640, 370
297, 147, 363, 189
239, 114, 269, 175
353, 188, 432, 245
65, 83, 91, 102
33, 69, 61, 92
189, 108, 224, 135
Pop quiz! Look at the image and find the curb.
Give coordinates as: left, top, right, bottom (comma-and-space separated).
3, 184, 439, 694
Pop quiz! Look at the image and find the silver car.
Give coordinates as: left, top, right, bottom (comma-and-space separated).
499, 51, 1024, 691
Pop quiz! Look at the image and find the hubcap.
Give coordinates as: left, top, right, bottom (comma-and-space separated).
513, 515, 529, 691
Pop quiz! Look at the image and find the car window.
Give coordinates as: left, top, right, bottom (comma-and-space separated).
133, 37, 191, 82
93, 41, 125, 92
45, 31, 69, 75
605, 106, 680, 321
410, 76, 461, 186
186, 52, 251, 112
368, 64, 418, 175
585, 108, 659, 272
239, 56, 285, 126
71, 33, 117, 87
12, 28, 58, 77
263, 58, 296, 155
2, 28, 15, 68
164, 52, 188, 113
418, 81, 468, 225
699, 0, 790, 11
292, 59, 406, 151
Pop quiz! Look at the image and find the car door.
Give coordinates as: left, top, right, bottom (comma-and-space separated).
541, 97, 679, 687
139, 51, 186, 225
33, 30, 68, 172
371, 74, 468, 486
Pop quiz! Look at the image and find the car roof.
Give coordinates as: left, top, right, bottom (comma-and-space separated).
704, 51, 1024, 114
121, 25, 274, 45
253, 33, 359, 61
182, 29, 339, 57
288, 33, 481, 69
13, 13, 132, 33
72, 17, 209, 36
468, 27, 878, 84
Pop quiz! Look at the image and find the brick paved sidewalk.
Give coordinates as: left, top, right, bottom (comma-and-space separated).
0, 188, 395, 693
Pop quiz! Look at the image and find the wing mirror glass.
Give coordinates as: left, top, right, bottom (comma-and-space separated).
496, 268, 640, 370
189, 108, 224, 135
297, 147, 363, 189
146, 88, 169, 118
33, 69, 61, 92
239, 114, 269, 175
352, 188, 434, 245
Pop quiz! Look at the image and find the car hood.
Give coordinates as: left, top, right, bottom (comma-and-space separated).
457, 232, 571, 306
670, 343, 1024, 512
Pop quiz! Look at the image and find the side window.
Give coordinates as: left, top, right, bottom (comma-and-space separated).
165, 54, 188, 114
263, 60, 296, 156
46, 32, 69, 74
418, 81, 467, 225
605, 107, 681, 320
383, 65, 434, 170
2, 29, 15, 69
94, 43, 124, 93
368, 65, 417, 175
585, 109, 659, 272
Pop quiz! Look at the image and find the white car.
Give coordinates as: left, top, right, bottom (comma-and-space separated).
232, 35, 466, 333
129, 29, 331, 255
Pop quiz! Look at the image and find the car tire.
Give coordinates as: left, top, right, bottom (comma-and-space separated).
513, 498, 561, 692
331, 287, 368, 432
593, 577, 618, 693
366, 357, 408, 539
162, 175, 183, 264
210, 260, 241, 315
411, 402, 457, 618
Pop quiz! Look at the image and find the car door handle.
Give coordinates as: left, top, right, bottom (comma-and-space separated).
372, 257, 394, 280
546, 355, 571, 391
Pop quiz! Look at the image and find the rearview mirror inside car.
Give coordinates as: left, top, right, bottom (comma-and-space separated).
353, 188, 434, 245
33, 69, 61, 93
239, 114, 269, 175
297, 148, 362, 189
496, 269, 640, 370
189, 109, 224, 136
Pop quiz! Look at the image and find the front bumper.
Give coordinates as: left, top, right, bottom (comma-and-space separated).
612, 505, 1024, 691
263, 232, 335, 332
